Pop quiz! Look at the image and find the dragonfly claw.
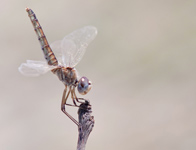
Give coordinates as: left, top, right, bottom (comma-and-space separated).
61, 105, 65, 111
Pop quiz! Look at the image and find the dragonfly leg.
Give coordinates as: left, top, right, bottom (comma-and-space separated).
61, 85, 68, 111
61, 110, 79, 126
69, 87, 88, 111
64, 99, 86, 110
72, 88, 87, 104
61, 86, 79, 126
65, 103, 80, 107
61, 86, 80, 108
71, 87, 78, 106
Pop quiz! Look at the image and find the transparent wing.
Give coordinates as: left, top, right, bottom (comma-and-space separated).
50, 40, 63, 65
18, 60, 54, 77
50, 26, 97, 67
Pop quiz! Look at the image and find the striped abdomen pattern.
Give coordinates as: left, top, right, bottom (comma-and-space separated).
26, 8, 58, 66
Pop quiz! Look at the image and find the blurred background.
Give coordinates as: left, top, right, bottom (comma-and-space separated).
1, 0, 196, 150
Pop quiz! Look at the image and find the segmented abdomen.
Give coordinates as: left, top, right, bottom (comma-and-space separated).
26, 8, 58, 66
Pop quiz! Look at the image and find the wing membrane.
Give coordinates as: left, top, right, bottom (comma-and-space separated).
18, 60, 54, 77
50, 40, 63, 64
50, 26, 97, 67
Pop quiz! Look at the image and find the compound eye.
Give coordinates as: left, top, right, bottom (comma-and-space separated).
77, 77, 92, 95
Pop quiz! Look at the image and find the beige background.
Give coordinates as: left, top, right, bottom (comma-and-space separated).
1, 0, 196, 150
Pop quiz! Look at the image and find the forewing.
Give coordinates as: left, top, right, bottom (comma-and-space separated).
18, 60, 54, 77
60, 26, 97, 67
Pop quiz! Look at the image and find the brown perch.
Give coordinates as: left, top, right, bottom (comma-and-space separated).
77, 101, 95, 150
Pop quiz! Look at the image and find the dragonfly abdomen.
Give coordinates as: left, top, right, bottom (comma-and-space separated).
26, 8, 58, 66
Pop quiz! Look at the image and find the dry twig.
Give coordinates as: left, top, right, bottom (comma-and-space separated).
77, 101, 95, 150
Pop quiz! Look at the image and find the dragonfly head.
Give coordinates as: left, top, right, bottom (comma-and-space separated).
77, 76, 92, 95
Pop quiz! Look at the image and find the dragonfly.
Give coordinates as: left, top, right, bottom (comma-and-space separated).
19, 8, 97, 126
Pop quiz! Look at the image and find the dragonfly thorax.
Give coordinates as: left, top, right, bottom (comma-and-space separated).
51, 66, 78, 86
